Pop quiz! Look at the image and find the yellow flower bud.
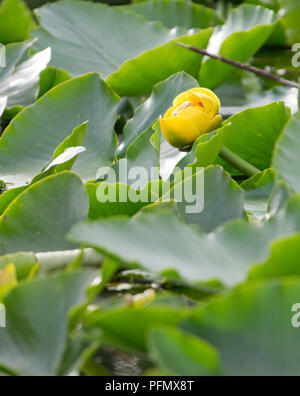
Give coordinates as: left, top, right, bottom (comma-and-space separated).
160, 88, 222, 149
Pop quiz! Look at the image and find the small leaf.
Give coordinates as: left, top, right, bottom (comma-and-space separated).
0, 270, 95, 376
0, 172, 89, 255
0, 0, 34, 44
199, 4, 277, 89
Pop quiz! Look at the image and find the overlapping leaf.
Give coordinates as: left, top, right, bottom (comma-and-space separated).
69, 195, 300, 285
0, 73, 119, 186
32, 1, 197, 79
124, 0, 222, 29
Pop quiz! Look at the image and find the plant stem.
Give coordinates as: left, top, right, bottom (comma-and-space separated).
175, 42, 299, 89
219, 146, 260, 178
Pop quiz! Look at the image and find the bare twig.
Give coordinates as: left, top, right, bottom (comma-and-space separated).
175, 42, 299, 89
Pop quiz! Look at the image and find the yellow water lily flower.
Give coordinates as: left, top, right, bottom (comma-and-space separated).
160, 88, 222, 149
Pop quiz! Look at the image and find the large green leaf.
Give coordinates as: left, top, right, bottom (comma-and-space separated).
120, 72, 199, 154
219, 102, 290, 172
182, 279, 300, 376
0, 172, 89, 255
32, 1, 195, 79
273, 112, 300, 193
199, 4, 276, 89
69, 195, 300, 286
124, 0, 222, 29
0, 73, 119, 187
0, 271, 95, 376
0, 0, 34, 44
148, 325, 221, 376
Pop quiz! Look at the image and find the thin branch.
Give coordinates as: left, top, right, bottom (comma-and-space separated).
175, 42, 299, 89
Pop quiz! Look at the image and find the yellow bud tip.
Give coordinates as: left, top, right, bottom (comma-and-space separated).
160, 87, 222, 149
